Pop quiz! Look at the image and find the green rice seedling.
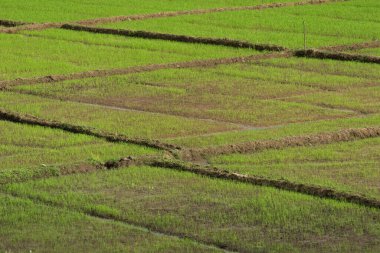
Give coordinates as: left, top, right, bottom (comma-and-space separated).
0, 194, 219, 252
0, 29, 255, 80
0, 0, 299, 23
102, 1, 379, 48
209, 137, 380, 199
0, 92, 237, 139
167, 114, 380, 148
0, 120, 159, 184
3, 166, 380, 252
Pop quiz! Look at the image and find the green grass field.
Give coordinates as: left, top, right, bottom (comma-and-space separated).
1, 0, 379, 252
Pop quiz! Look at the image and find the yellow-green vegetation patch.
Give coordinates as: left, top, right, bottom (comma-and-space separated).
209, 137, 380, 200
0, 92, 237, 139
0, 29, 255, 80
0, 194, 219, 253
0, 120, 158, 184
4, 166, 380, 252
101, 0, 379, 49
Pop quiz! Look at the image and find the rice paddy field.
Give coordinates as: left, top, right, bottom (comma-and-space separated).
0, 0, 379, 252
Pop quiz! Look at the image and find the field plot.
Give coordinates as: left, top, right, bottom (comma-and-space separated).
0, 120, 158, 184
0, 29, 254, 80
101, 0, 380, 48
10, 56, 380, 127
3, 166, 380, 252
0, 0, 299, 23
209, 137, 380, 200
0, 194, 219, 253
0, 0, 379, 252
0, 92, 238, 139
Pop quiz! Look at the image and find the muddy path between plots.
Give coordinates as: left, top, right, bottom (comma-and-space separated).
180, 127, 380, 161
320, 40, 380, 52
0, 109, 180, 152
294, 49, 380, 64
0, 52, 290, 89
0, 19, 29, 27
0, 22, 63, 33
77, 0, 348, 26
104, 156, 380, 209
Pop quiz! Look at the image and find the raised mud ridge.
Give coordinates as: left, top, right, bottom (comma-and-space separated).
0, 109, 180, 152
295, 49, 380, 64
77, 0, 348, 25
0, 52, 289, 89
0, 23, 62, 33
182, 127, 380, 161
105, 157, 380, 209
321, 40, 380, 52
62, 24, 287, 51
0, 19, 28, 27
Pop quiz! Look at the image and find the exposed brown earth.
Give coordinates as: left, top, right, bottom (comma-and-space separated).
0, 22, 62, 33
105, 157, 380, 209
0, 19, 28, 27
181, 127, 380, 161
0, 52, 290, 89
0, 109, 180, 152
61, 24, 287, 51
294, 49, 380, 64
320, 40, 380, 52
76, 0, 348, 26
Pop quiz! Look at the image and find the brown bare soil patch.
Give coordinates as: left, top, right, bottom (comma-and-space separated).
182, 127, 380, 161
320, 40, 380, 52
0, 109, 180, 152
0, 20, 28, 27
295, 49, 380, 64
0, 52, 290, 89
0, 23, 62, 33
62, 24, 286, 51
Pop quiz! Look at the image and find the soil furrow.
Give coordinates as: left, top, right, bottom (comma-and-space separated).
0, 109, 180, 152
61, 24, 286, 51
76, 0, 348, 26
278, 99, 368, 114
320, 40, 380, 52
4, 191, 236, 253
294, 49, 380, 64
0, 19, 29, 27
0, 22, 62, 33
181, 127, 380, 161
0, 52, 290, 89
